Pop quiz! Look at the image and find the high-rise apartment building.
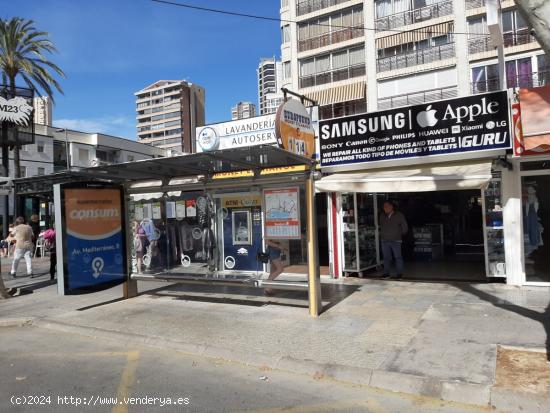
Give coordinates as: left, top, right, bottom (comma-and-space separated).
135, 80, 205, 153
281, 0, 546, 118
33, 96, 52, 126
258, 58, 286, 115
231, 101, 257, 120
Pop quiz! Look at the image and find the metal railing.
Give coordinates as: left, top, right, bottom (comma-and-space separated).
298, 26, 364, 52
296, 0, 351, 16
471, 71, 550, 94
299, 63, 366, 88
375, 0, 452, 32
377, 42, 455, 72
465, 0, 485, 9
378, 86, 458, 110
468, 32, 537, 54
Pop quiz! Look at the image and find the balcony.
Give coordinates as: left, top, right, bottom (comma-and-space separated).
375, 0, 452, 32
465, 0, 485, 9
299, 63, 365, 88
377, 42, 455, 73
471, 71, 550, 94
468, 32, 537, 54
296, 0, 351, 17
378, 86, 458, 110
298, 26, 363, 53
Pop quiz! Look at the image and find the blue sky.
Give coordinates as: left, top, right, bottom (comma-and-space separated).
2, 0, 281, 139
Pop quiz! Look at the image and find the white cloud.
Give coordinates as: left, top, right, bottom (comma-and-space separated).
54, 116, 135, 139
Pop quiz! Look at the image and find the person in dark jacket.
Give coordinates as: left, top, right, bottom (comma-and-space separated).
379, 200, 408, 279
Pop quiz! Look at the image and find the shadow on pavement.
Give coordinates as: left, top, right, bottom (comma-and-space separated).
456, 283, 550, 360
137, 282, 360, 314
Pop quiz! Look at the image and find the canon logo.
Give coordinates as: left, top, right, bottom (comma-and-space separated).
70, 208, 120, 220
442, 97, 499, 124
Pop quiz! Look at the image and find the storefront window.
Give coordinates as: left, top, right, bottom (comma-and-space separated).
521, 175, 550, 282
341, 193, 378, 274
484, 175, 506, 277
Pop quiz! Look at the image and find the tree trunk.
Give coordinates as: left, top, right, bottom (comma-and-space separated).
9, 77, 20, 179
514, 0, 550, 62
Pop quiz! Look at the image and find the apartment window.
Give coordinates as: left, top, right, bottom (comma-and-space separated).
471, 64, 500, 93
298, 6, 363, 41
164, 120, 181, 128
37, 167, 45, 176
37, 141, 44, 153
375, 0, 410, 19
282, 25, 291, 43
283, 61, 292, 79
78, 148, 89, 162
506, 57, 533, 88
20, 166, 26, 177
300, 47, 365, 87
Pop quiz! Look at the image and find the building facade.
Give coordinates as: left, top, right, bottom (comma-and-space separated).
258, 58, 286, 115
135, 80, 205, 153
282, 0, 546, 117
231, 101, 257, 120
33, 96, 53, 126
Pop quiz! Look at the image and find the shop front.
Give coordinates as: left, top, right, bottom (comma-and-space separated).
317, 90, 517, 283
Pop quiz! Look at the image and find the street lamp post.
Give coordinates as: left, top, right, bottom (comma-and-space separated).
55, 128, 70, 171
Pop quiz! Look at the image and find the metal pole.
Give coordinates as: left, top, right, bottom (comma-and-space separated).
65, 129, 70, 171
306, 170, 321, 317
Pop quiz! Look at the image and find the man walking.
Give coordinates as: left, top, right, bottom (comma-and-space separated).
379, 200, 408, 280
10, 217, 34, 278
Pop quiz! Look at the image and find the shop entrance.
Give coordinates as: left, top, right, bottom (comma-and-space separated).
377, 190, 486, 281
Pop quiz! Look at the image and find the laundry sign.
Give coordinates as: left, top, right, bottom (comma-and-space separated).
320, 91, 511, 170
0, 96, 33, 126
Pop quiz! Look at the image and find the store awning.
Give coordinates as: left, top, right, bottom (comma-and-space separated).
315, 161, 493, 193
305, 82, 365, 106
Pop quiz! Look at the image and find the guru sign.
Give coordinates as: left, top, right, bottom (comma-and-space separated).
320, 91, 511, 169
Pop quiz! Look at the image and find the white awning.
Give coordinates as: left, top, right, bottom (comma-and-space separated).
316, 161, 493, 193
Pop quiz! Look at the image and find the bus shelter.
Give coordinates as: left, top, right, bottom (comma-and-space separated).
14, 146, 322, 316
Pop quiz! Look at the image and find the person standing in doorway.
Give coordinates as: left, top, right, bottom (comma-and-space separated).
379, 200, 408, 280
10, 217, 34, 278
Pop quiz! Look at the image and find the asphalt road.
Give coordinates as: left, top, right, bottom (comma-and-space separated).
0, 325, 491, 413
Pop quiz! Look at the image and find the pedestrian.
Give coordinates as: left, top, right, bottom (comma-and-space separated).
379, 200, 408, 280
4, 224, 15, 257
10, 217, 34, 278
29, 214, 40, 244
43, 228, 56, 281
133, 221, 148, 274
263, 239, 287, 296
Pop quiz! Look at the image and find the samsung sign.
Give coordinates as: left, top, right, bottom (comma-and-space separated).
320, 91, 511, 169
196, 114, 276, 152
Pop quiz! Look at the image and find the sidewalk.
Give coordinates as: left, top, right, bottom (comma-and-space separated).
1, 268, 549, 412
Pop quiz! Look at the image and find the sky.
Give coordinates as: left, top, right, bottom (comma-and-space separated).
2, 0, 282, 139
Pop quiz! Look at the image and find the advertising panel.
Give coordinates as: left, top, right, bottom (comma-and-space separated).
320, 91, 511, 170
275, 99, 316, 159
263, 187, 300, 239
62, 183, 126, 292
195, 114, 276, 152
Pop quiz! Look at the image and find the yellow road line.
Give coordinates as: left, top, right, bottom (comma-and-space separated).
112, 351, 140, 413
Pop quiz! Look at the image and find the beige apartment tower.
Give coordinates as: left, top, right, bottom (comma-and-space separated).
135, 80, 205, 153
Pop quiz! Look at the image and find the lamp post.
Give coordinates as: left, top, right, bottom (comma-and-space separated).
55, 128, 70, 171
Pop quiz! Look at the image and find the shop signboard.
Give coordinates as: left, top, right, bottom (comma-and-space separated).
55, 182, 127, 294
263, 187, 300, 239
515, 86, 550, 156
275, 98, 316, 159
0, 96, 33, 126
195, 114, 276, 152
320, 91, 511, 169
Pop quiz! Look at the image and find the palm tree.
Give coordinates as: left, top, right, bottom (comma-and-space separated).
0, 17, 65, 178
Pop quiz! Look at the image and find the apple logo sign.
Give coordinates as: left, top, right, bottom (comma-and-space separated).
416, 105, 438, 128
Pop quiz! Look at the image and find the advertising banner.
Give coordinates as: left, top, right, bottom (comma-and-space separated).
195, 114, 276, 152
275, 99, 316, 159
320, 91, 511, 169
61, 183, 126, 292
263, 187, 301, 239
